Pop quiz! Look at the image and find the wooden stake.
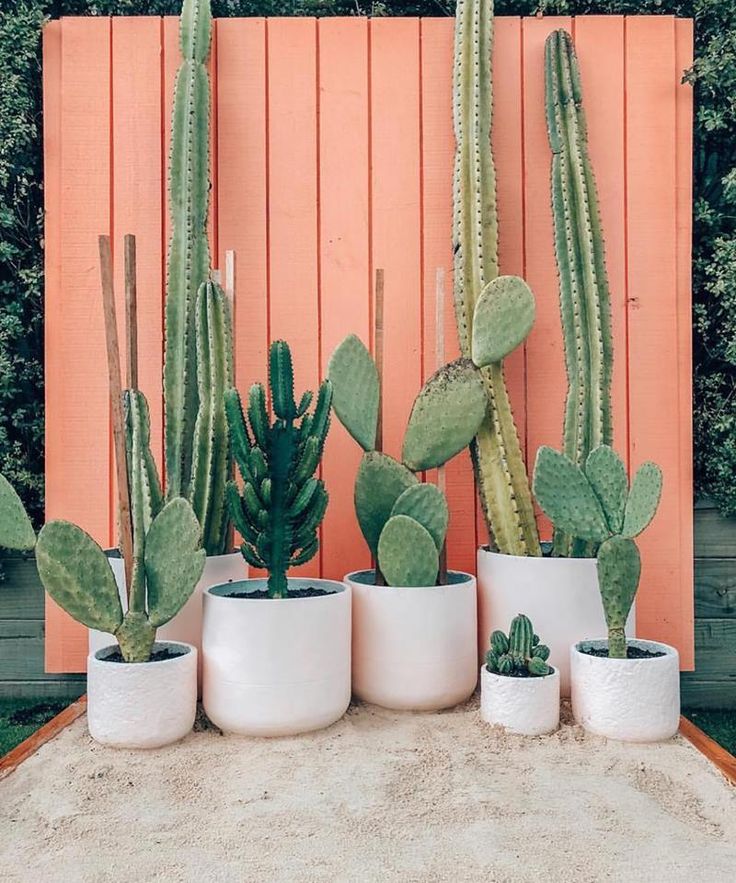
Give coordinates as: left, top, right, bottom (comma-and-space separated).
124, 234, 138, 390
99, 235, 134, 597
374, 268, 386, 585
436, 267, 448, 585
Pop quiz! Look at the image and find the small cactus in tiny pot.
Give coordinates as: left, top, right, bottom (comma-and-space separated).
486, 614, 552, 677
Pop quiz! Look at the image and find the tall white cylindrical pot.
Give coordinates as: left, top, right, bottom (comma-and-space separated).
570, 639, 680, 742
480, 664, 560, 736
477, 548, 635, 696
202, 578, 351, 737
87, 641, 197, 749
347, 570, 478, 711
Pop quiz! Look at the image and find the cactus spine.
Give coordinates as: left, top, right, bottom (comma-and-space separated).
225, 341, 332, 598
453, 0, 541, 556
485, 614, 552, 677
545, 30, 614, 557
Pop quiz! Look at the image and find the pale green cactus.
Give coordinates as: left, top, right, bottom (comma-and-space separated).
390, 484, 449, 551
545, 30, 614, 558
485, 613, 552, 677
377, 515, 439, 588
354, 451, 418, 558
328, 333, 379, 452
533, 445, 663, 658
453, 0, 541, 557
0, 474, 35, 552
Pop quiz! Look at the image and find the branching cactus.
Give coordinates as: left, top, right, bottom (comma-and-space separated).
225, 341, 332, 598
545, 30, 614, 558
486, 614, 552, 677
328, 333, 492, 587
453, 0, 541, 557
0, 475, 35, 552
533, 445, 663, 657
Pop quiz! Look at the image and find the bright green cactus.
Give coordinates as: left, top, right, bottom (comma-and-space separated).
225, 341, 332, 598
0, 474, 35, 552
485, 614, 552, 677
545, 30, 614, 558
452, 0, 541, 558
533, 444, 663, 658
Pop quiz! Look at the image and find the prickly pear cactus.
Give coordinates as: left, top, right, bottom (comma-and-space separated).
327, 334, 379, 452
0, 474, 35, 551
377, 515, 439, 588
390, 484, 449, 552
225, 341, 332, 598
485, 614, 552, 677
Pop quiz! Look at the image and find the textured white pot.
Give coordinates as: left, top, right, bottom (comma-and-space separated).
202, 578, 351, 737
480, 664, 560, 736
89, 552, 243, 684
477, 548, 635, 696
87, 641, 197, 749
570, 638, 680, 742
346, 570, 478, 711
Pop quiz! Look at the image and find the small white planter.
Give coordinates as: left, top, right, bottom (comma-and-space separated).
347, 570, 477, 711
570, 638, 680, 742
477, 548, 635, 696
89, 552, 243, 684
480, 664, 560, 735
202, 578, 351, 737
87, 641, 197, 749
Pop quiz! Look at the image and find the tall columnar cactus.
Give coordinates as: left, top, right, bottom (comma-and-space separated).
486, 613, 552, 677
0, 474, 35, 552
533, 445, 663, 658
225, 341, 332, 598
453, 0, 541, 557
164, 0, 233, 555
545, 30, 614, 558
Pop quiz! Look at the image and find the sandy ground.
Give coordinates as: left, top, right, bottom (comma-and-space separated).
1, 699, 734, 883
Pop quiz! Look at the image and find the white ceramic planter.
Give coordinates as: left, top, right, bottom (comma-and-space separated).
87, 641, 197, 749
202, 578, 351, 736
477, 548, 635, 695
89, 552, 243, 682
570, 638, 680, 742
480, 664, 560, 735
347, 570, 478, 711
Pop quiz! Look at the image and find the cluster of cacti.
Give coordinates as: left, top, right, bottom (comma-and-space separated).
452, 0, 541, 557
164, 0, 234, 555
0, 475, 35, 552
533, 445, 663, 657
486, 614, 552, 677
329, 329, 501, 586
225, 341, 332, 598
545, 30, 614, 559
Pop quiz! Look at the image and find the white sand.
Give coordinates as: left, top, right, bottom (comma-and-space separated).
1, 699, 734, 882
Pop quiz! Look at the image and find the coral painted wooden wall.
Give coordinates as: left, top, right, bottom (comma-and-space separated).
43, 15, 694, 671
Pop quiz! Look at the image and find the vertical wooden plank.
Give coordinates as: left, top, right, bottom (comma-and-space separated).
626, 16, 687, 655
371, 18, 422, 462
45, 17, 111, 672
318, 18, 371, 581
522, 16, 571, 541
111, 17, 163, 476
421, 17, 477, 574
267, 18, 320, 578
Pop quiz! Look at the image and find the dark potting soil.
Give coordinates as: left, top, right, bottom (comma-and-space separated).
484, 666, 553, 678
224, 587, 331, 599
580, 645, 666, 660
103, 647, 185, 664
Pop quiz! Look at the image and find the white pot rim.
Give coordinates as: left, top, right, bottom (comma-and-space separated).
573, 637, 678, 663
480, 663, 558, 681
91, 640, 195, 666
206, 577, 347, 602
477, 546, 598, 567
345, 569, 475, 590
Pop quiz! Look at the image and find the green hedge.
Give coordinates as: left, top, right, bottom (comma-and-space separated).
1, 0, 733, 522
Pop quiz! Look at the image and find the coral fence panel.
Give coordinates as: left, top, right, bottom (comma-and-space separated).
43, 15, 694, 671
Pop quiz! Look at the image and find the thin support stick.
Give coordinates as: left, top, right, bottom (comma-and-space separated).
436, 267, 448, 585
374, 268, 386, 586
124, 234, 138, 390
99, 236, 134, 598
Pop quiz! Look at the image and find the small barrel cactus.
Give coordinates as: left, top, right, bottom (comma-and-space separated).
225, 340, 332, 598
0, 475, 35, 552
533, 444, 663, 658
486, 614, 552, 677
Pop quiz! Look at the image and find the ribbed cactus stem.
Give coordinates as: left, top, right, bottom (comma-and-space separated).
545, 30, 613, 557
453, 0, 540, 556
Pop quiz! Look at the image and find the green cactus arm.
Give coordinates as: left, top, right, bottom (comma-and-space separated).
310, 380, 333, 450
327, 334, 379, 452
270, 340, 297, 420
622, 461, 663, 539
390, 483, 449, 551
584, 445, 627, 534
509, 613, 533, 657
401, 359, 487, 472
354, 451, 418, 556
0, 474, 35, 551
471, 277, 535, 368
247, 384, 270, 451
180, 0, 211, 63
115, 612, 156, 664
377, 515, 439, 588
224, 388, 253, 480
597, 535, 640, 658
144, 498, 206, 628
35, 521, 123, 634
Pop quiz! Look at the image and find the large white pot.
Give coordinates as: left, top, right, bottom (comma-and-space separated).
480, 664, 560, 736
202, 578, 351, 737
87, 641, 197, 749
477, 548, 635, 696
346, 570, 478, 711
89, 552, 243, 683
570, 638, 680, 742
